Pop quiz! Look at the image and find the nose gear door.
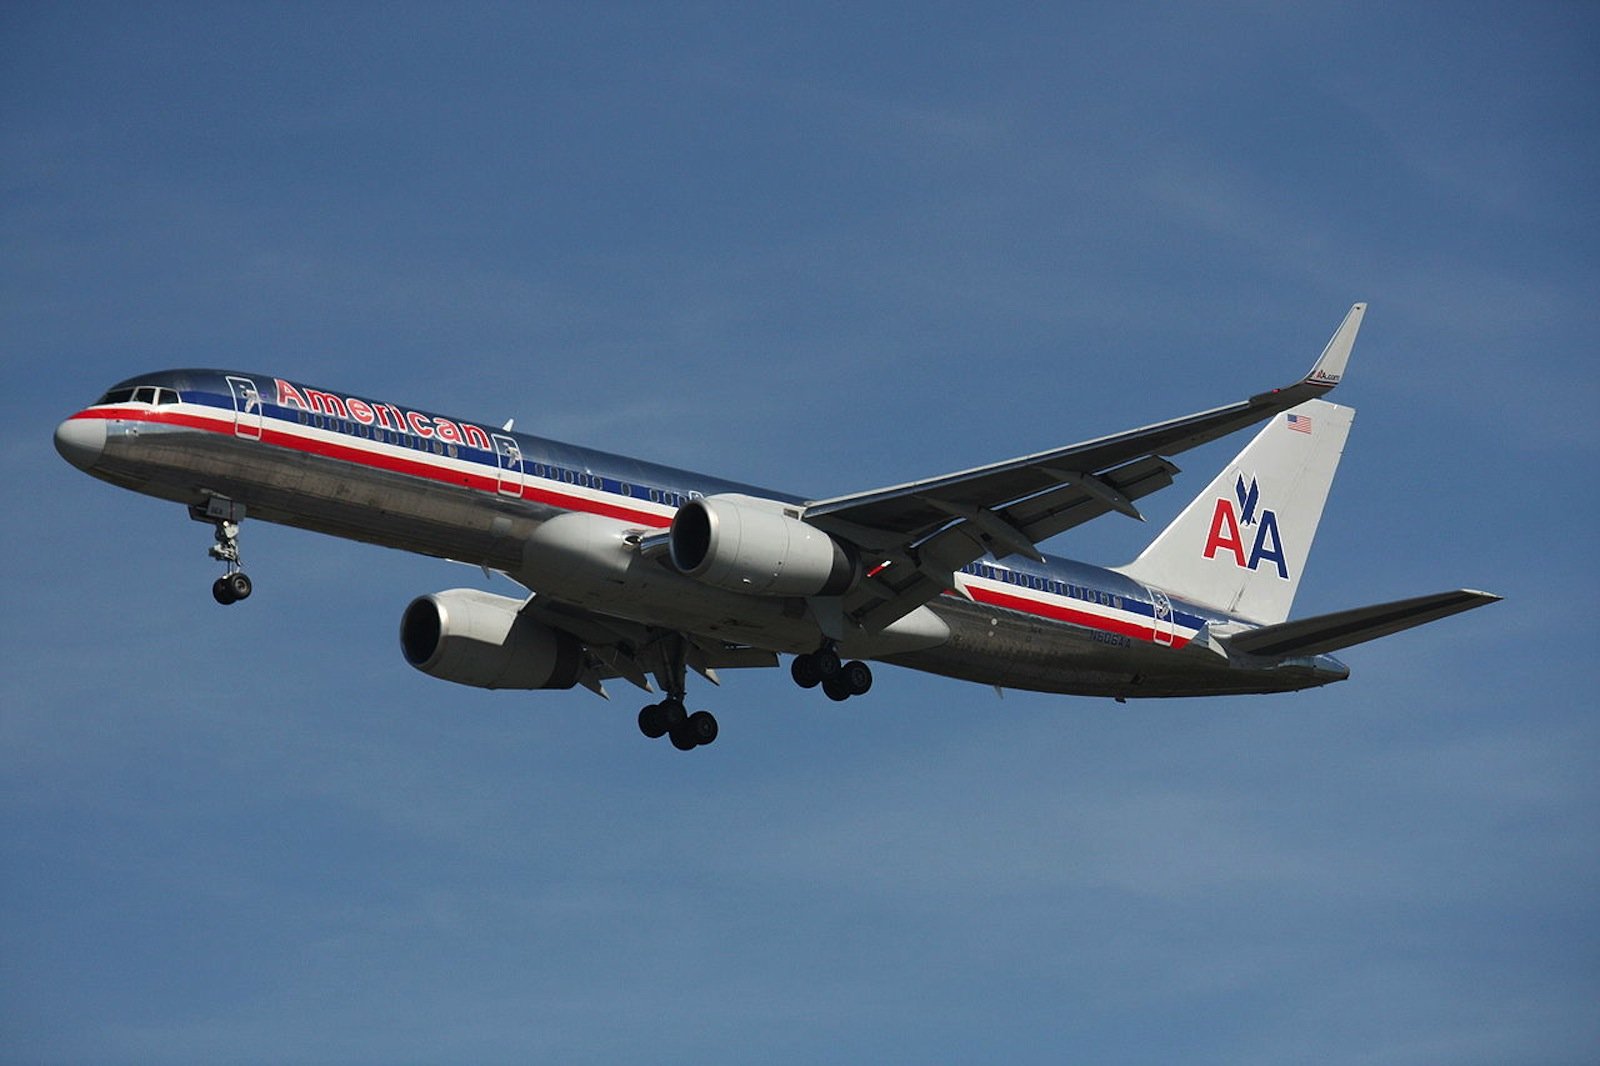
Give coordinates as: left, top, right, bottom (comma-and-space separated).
227, 376, 263, 440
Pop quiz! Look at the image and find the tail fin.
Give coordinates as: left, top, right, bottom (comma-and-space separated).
1116, 399, 1353, 624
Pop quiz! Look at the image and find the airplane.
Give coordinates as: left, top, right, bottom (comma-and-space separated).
54, 304, 1497, 750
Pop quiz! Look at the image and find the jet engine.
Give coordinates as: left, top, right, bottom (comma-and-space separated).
400, 588, 582, 690
669, 494, 858, 597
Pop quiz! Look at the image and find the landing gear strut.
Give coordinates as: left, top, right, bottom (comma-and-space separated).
191, 497, 253, 605
791, 643, 873, 701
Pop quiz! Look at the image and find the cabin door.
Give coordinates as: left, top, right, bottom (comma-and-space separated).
226, 376, 263, 440
1150, 588, 1175, 647
491, 434, 524, 497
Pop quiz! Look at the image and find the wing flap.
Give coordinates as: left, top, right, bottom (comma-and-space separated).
834, 454, 1179, 632
1006, 455, 1178, 544
519, 595, 780, 698
1222, 589, 1501, 659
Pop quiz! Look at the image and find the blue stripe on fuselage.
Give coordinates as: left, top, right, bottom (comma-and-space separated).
103, 368, 1224, 633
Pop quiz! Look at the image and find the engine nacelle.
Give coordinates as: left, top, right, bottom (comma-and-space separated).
669, 494, 858, 597
400, 588, 582, 690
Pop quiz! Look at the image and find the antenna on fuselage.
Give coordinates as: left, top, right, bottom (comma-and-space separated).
502, 418, 515, 431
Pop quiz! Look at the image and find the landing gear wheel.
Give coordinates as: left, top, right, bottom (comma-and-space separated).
686, 710, 719, 747
841, 659, 873, 696
658, 698, 688, 731
638, 703, 668, 739
791, 654, 822, 689
815, 647, 843, 680
634, 633, 723, 750
822, 676, 853, 702
213, 571, 252, 605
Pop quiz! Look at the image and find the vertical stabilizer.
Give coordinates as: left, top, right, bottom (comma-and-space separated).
1116, 399, 1353, 624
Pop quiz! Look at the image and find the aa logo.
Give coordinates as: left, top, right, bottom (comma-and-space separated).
1203, 474, 1289, 579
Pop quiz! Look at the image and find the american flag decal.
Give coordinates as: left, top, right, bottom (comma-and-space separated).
1286, 413, 1312, 434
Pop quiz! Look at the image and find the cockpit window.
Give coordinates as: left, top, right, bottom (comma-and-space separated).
155, 388, 181, 404
131, 386, 159, 404
95, 388, 136, 405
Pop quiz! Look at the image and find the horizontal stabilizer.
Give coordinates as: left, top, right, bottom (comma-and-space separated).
1222, 589, 1501, 659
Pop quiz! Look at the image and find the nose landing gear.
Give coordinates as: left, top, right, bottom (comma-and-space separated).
191, 497, 253, 605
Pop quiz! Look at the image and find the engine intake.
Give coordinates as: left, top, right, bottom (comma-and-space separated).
400, 588, 582, 690
669, 494, 858, 597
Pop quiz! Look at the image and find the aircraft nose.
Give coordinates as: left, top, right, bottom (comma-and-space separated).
54, 416, 106, 471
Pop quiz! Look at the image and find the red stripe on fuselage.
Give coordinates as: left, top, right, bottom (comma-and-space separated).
68, 406, 675, 529
963, 582, 1192, 649
72, 406, 1197, 646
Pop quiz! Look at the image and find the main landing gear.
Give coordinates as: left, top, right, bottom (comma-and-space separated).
635, 633, 718, 751
637, 698, 719, 751
634, 640, 873, 751
190, 497, 253, 605
790, 643, 873, 702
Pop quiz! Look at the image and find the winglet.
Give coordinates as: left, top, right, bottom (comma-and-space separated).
1304, 302, 1366, 389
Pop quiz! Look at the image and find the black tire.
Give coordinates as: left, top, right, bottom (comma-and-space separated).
842, 660, 873, 696
227, 572, 253, 601
815, 647, 842, 680
686, 710, 719, 746
212, 577, 237, 605
638, 703, 668, 739
822, 676, 852, 702
790, 654, 821, 689
669, 726, 698, 751
659, 698, 688, 730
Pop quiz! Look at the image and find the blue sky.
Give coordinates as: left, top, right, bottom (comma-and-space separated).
3, 3, 1596, 1062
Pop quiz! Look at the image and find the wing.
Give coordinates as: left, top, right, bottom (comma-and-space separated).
801, 304, 1366, 634
519, 594, 778, 698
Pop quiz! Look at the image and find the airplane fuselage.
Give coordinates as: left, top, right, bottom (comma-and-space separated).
55, 368, 1349, 700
